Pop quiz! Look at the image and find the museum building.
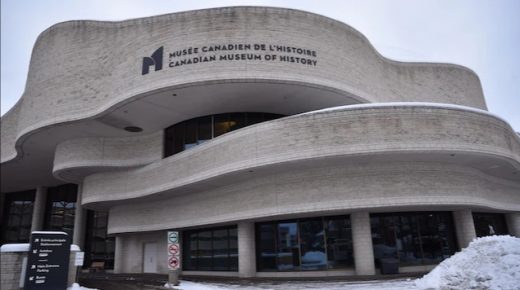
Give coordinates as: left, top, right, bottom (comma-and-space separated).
1, 7, 519, 277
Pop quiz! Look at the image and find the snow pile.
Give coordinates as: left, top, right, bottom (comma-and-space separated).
415, 235, 520, 290
67, 283, 98, 290
0, 243, 30, 252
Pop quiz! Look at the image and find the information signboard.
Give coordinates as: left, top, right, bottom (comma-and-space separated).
167, 231, 180, 270
74, 252, 85, 267
24, 231, 71, 290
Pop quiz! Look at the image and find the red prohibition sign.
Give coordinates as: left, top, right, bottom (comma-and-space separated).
168, 244, 180, 255
169, 256, 179, 269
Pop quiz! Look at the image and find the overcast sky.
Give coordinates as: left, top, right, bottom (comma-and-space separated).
1, 0, 519, 131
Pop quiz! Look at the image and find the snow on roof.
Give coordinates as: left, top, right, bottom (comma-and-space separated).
0, 243, 30, 252
31, 231, 68, 235
1, 243, 81, 252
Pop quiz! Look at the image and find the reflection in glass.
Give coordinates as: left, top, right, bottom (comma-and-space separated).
182, 226, 238, 271
277, 222, 299, 270
299, 219, 326, 270
198, 231, 212, 270
84, 211, 115, 269
1, 190, 35, 244
370, 212, 457, 267
473, 212, 509, 238
324, 216, 354, 269
256, 215, 354, 272
44, 184, 77, 237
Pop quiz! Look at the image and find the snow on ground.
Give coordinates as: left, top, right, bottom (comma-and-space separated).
167, 279, 417, 290
164, 235, 520, 290
415, 235, 520, 290
68, 283, 98, 290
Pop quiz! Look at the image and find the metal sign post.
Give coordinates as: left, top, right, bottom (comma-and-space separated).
167, 231, 180, 286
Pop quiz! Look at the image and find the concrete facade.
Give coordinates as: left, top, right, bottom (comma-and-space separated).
1, 6, 519, 280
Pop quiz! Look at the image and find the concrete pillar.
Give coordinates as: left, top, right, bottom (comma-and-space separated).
453, 210, 477, 249
72, 185, 87, 249
505, 213, 520, 238
113, 235, 124, 273
238, 221, 256, 277
30, 187, 47, 232
351, 212, 375, 275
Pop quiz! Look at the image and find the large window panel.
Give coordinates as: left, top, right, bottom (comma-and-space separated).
324, 216, 354, 269
277, 221, 299, 271
228, 228, 238, 271
212, 229, 229, 271
299, 218, 326, 270
164, 112, 284, 157
84, 211, 115, 269
256, 215, 353, 272
396, 215, 422, 266
473, 212, 509, 237
256, 223, 277, 271
1, 190, 35, 244
370, 212, 458, 267
44, 184, 77, 237
182, 226, 238, 271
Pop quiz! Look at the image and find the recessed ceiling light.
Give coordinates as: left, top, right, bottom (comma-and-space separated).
124, 126, 143, 132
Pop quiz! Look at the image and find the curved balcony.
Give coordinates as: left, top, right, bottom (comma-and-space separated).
79, 103, 520, 211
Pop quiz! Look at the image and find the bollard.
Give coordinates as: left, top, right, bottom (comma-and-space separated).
168, 269, 180, 286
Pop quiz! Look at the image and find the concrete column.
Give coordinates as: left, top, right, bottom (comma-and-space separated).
238, 221, 256, 277
30, 187, 47, 232
452, 210, 476, 249
505, 213, 520, 238
351, 212, 375, 275
113, 235, 124, 273
73, 184, 87, 249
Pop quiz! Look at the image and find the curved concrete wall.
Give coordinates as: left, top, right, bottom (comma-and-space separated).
53, 131, 163, 182
80, 104, 520, 211
1, 6, 486, 165
107, 161, 520, 234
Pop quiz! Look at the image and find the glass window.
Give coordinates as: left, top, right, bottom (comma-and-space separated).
370, 212, 458, 267
228, 228, 238, 271
473, 212, 509, 237
256, 223, 277, 271
324, 216, 354, 269
84, 211, 115, 269
299, 218, 326, 270
182, 226, 238, 271
164, 112, 285, 157
1, 190, 35, 244
212, 229, 229, 271
44, 184, 77, 237
277, 221, 299, 271
173, 123, 185, 154
198, 231, 213, 270
229, 113, 246, 131
184, 119, 198, 150
213, 114, 230, 137
256, 215, 353, 272
197, 116, 212, 144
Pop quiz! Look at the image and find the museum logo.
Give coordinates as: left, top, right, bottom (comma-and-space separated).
142, 46, 163, 75
141, 43, 318, 75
